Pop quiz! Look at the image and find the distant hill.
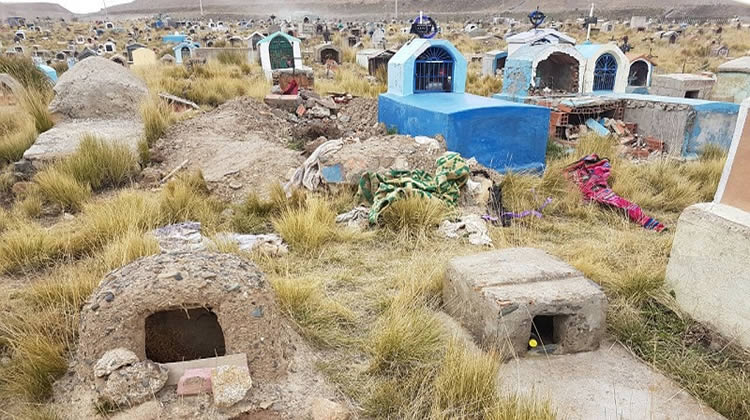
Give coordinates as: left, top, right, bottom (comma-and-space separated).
0, 2, 73, 20
104, 0, 750, 19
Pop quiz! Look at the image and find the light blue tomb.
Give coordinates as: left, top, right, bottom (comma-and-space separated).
173, 41, 200, 64
378, 38, 550, 172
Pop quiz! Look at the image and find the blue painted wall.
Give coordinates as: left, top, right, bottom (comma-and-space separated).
162, 34, 188, 44
379, 92, 550, 172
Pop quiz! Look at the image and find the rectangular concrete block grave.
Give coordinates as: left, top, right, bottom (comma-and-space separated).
443, 248, 607, 358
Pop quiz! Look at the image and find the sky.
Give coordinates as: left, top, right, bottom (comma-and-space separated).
3, 0, 134, 14
3, 0, 750, 14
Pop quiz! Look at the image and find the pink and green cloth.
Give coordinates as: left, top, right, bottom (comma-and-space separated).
564, 154, 666, 232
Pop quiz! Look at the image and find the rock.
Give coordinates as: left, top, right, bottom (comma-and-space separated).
263, 94, 300, 113
99, 361, 168, 406
10, 181, 33, 197
157, 271, 183, 281
177, 368, 213, 396
140, 168, 162, 184
12, 159, 32, 178
229, 182, 243, 190
94, 348, 139, 378
309, 105, 331, 119
211, 365, 252, 408
311, 398, 350, 420
49, 57, 148, 120
338, 114, 350, 123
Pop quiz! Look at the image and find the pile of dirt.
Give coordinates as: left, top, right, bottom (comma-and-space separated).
151, 97, 301, 200
54, 251, 339, 419
336, 97, 384, 140
49, 57, 148, 120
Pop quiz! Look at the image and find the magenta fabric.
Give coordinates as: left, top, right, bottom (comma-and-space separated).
565, 154, 666, 232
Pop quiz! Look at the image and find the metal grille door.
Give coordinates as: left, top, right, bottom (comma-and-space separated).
269, 36, 294, 69
414, 46, 454, 93
593, 53, 617, 91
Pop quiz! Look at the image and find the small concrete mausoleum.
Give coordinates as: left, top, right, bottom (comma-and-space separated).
378, 38, 550, 172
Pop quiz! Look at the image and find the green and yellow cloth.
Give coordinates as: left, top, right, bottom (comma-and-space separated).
358, 152, 470, 224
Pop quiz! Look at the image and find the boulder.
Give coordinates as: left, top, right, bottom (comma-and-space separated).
49, 56, 148, 120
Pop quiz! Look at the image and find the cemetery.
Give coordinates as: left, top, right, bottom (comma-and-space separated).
0, 4, 749, 419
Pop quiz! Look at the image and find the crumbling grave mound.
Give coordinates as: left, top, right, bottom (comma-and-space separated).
49, 56, 148, 120
54, 251, 342, 417
76, 251, 295, 384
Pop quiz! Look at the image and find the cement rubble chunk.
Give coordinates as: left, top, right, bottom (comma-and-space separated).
98, 360, 168, 406
211, 365, 253, 408
94, 348, 139, 378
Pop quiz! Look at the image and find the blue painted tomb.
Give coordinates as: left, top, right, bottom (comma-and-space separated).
378, 38, 550, 172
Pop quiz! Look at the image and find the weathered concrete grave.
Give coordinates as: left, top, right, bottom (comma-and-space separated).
666, 97, 750, 351
443, 248, 607, 358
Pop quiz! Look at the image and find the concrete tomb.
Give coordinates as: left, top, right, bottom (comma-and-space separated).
131, 47, 157, 67
666, 98, 750, 351
173, 41, 200, 64
443, 248, 607, 358
506, 28, 575, 56
575, 42, 628, 93
650, 73, 715, 99
713, 56, 750, 104
378, 38, 550, 172
0, 73, 22, 107
626, 53, 656, 92
258, 31, 306, 80
315, 43, 341, 64
499, 44, 584, 98
481, 50, 507, 76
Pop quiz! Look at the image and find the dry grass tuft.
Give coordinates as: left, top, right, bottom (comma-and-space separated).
216, 51, 247, 66
431, 339, 500, 418
314, 64, 386, 98
273, 197, 336, 252
0, 111, 38, 164
0, 222, 60, 274
19, 88, 54, 134
368, 304, 445, 376
140, 95, 174, 145
97, 230, 160, 272
35, 168, 91, 212
271, 276, 354, 347
379, 196, 450, 238
15, 193, 43, 219
55, 134, 139, 191
159, 171, 223, 231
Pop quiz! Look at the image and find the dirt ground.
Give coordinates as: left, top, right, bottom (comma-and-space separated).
152, 98, 303, 200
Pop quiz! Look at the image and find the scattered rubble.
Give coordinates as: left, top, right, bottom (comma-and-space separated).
439, 214, 493, 246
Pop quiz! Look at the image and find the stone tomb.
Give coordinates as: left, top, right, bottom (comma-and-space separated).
666, 97, 750, 351
443, 248, 607, 358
